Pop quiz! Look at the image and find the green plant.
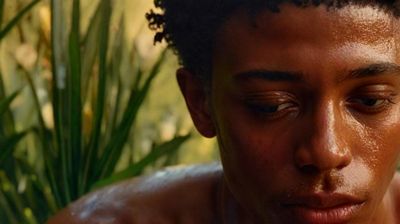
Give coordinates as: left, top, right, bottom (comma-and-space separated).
0, 0, 189, 223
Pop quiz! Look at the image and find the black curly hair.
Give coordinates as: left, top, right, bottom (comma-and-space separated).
146, 0, 400, 83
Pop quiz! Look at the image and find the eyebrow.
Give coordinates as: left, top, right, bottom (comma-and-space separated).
234, 70, 303, 82
343, 63, 400, 81
233, 63, 400, 83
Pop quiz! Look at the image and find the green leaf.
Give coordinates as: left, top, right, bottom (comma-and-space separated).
0, 0, 40, 41
0, 90, 19, 117
15, 158, 56, 221
0, 131, 27, 164
0, 172, 33, 223
50, 0, 68, 208
81, 3, 101, 100
94, 50, 168, 180
0, 0, 4, 28
81, 0, 112, 194
0, 86, 17, 138
0, 189, 19, 224
67, 0, 83, 201
104, 17, 125, 147
92, 134, 190, 189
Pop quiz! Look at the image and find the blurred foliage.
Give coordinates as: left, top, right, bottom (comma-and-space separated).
0, 0, 218, 223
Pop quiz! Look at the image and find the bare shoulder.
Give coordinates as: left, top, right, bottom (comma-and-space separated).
391, 172, 400, 222
391, 172, 400, 202
47, 163, 223, 224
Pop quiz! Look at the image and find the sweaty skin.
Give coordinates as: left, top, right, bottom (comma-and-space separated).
48, 164, 226, 224
49, 4, 400, 224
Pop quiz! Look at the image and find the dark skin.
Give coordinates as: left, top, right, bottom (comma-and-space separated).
49, 4, 400, 224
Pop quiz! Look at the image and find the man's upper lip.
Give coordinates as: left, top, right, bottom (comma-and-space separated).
282, 193, 365, 209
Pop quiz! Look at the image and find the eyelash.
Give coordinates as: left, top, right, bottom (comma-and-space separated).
346, 94, 397, 114
245, 97, 299, 119
245, 93, 398, 118
248, 102, 297, 113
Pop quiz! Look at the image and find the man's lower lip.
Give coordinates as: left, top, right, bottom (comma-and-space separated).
287, 203, 364, 224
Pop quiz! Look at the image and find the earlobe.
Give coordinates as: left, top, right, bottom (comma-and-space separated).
176, 68, 216, 138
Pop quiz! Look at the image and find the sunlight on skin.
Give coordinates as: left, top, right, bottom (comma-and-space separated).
48, 4, 400, 224
210, 4, 400, 223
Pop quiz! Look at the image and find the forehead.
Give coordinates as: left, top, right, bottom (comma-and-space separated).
213, 4, 400, 74
250, 5, 397, 44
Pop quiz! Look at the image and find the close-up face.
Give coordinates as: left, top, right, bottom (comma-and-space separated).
205, 4, 400, 224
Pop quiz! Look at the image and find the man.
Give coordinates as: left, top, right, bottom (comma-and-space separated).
49, 0, 400, 223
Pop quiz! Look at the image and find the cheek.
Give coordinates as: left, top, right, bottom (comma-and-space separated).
213, 98, 297, 194
348, 110, 400, 196
355, 111, 400, 171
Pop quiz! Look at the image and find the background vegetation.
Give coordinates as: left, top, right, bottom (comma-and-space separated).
0, 0, 218, 223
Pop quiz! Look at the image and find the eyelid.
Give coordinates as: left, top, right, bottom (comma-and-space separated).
350, 83, 396, 93
347, 84, 397, 99
242, 92, 299, 108
242, 91, 300, 119
240, 91, 297, 101
348, 87, 398, 99
346, 90, 398, 114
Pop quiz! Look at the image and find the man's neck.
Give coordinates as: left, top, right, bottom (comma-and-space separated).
220, 179, 261, 224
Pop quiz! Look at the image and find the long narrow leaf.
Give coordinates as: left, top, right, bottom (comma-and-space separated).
15, 158, 56, 221
81, 0, 112, 194
81, 3, 101, 100
21, 69, 51, 158
0, 189, 19, 224
0, 90, 19, 117
104, 17, 125, 147
68, 0, 83, 201
0, 86, 17, 137
0, 72, 5, 100
49, 0, 67, 208
0, 0, 4, 28
0, 0, 40, 40
0, 131, 27, 164
92, 135, 190, 189
94, 50, 168, 180
0, 173, 32, 223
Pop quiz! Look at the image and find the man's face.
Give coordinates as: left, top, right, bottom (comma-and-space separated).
202, 4, 400, 224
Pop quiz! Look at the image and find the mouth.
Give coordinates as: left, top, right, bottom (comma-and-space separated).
281, 193, 366, 224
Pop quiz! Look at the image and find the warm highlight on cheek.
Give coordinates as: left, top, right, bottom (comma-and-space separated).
345, 109, 400, 195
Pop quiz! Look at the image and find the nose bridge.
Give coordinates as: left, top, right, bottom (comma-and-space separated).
295, 99, 352, 172
314, 100, 339, 155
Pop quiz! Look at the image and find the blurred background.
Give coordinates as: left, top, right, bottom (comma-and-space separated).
0, 0, 218, 223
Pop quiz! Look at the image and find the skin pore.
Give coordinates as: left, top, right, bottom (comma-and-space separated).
48, 4, 400, 224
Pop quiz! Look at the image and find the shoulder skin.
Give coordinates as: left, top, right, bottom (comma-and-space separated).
47, 163, 223, 224
391, 172, 400, 224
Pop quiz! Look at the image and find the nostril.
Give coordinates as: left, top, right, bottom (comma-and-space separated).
299, 164, 319, 175
336, 159, 350, 170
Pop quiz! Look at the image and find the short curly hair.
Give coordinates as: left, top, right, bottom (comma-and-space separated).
146, 0, 400, 83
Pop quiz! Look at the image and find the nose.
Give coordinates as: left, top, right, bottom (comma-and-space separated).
294, 101, 352, 173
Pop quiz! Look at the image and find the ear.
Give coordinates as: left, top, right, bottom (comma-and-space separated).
176, 68, 216, 138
